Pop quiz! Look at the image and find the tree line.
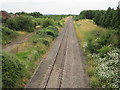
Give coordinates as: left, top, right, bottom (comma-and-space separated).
15, 12, 43, 18
77, 7, 120, 30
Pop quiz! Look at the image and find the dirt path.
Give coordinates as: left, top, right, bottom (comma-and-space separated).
26, 17, 89, 88
2, 31, 35, 52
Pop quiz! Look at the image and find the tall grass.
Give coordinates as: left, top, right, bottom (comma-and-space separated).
74, 19, 119, 88
2, 21, 60, 88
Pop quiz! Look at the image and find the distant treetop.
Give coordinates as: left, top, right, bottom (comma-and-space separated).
15, 12, 43, 17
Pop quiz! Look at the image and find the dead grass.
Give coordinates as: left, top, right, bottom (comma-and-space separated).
17, 31, 28, 35
87, 60, 97, 67
74, 19, 106, 47
11, 42, 32, 53
74, 19, 103, 87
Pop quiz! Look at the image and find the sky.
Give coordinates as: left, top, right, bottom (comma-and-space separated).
0, 0, 119, 15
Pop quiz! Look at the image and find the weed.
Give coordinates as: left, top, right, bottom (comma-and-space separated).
2, 52, 24, 88
87, 60, 97, 67
90, 76, 101, 87
74, 19, 119, 88
86, 66, 96, 76
33, 38, 50, 46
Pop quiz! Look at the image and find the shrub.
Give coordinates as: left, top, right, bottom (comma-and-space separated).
46, 26, 58, 31
36, 29, 58, 38
5, 15, 35, 32
33, 38, 50, 46
2, 26, 19, 44
16, 15, 34, 32
2, 52, 24, 88
98, 45, 112, 57
5, 18, 17, 30
86, 30, 114, 54
41, 19, 55, 28
92, 47, 119, 88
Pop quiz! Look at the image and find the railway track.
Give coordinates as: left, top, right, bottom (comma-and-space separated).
26, 17, 89, 88
40, 17, 70, 89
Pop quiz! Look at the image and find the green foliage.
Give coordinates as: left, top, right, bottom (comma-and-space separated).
86, 30, 118, 53
80, 10, 95, 19
86, 66, 96, 76
2, 14, 63, 88
36, 28, 58, 38
98, 46, 112, 57
33, 38, 50, 46
2, 52, 24, 88
41, 19, 55, 28
84, 29, 119, 88
78, 7, 120, 30
1, 26, 19, 44
29, 12, 43, 18
90, 76, 101, 87
5, 18, 17, 30
73, 15, 80, 21
15, 12, 43, 18
5, 15, 35, 32
46, 26, 58, 31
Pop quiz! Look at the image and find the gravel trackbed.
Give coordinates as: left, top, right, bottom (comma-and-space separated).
26, 17, 89, 88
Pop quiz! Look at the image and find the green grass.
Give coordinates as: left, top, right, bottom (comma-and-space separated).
90, 76, 101, 87
16, 51, 29, 60
2, 52, 24, 88
2, 25, 59, 88
1, 26, 19, 45
13, 45, 47, 87
14, 27, 58, 87
86, 66, 96, 76
2, 16, 64, 88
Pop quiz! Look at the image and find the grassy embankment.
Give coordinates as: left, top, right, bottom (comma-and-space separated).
1, 26, 28, 45
74, 19, 119, 88
2, 16, 66, 88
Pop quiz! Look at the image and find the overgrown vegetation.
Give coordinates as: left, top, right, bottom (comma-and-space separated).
5, 15, 35, 32
2, 13, 65, 87
74, 7, 120, 30
2, 52, 24, 88
1, 26, 19, 44
74, 19, 119, 88
2, 27, 58, 87
1, 12, 66, 45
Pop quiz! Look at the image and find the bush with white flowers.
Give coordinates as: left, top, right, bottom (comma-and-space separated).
84, 42, 119, 88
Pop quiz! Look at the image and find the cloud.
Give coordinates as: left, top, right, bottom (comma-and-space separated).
1, 0, 119, 14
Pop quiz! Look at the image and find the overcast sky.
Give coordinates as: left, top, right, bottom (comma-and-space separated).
0, 0, 119, 15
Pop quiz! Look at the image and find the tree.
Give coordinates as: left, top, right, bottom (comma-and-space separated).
5, 15, 35, 32
5, 18, 17, 30
29, 12, 43, 18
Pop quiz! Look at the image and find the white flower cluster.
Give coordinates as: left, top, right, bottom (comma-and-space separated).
94, 38, 100, 42
93, 48, 120, 88
82, 41, 119, 88
83, 42, 88, 51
